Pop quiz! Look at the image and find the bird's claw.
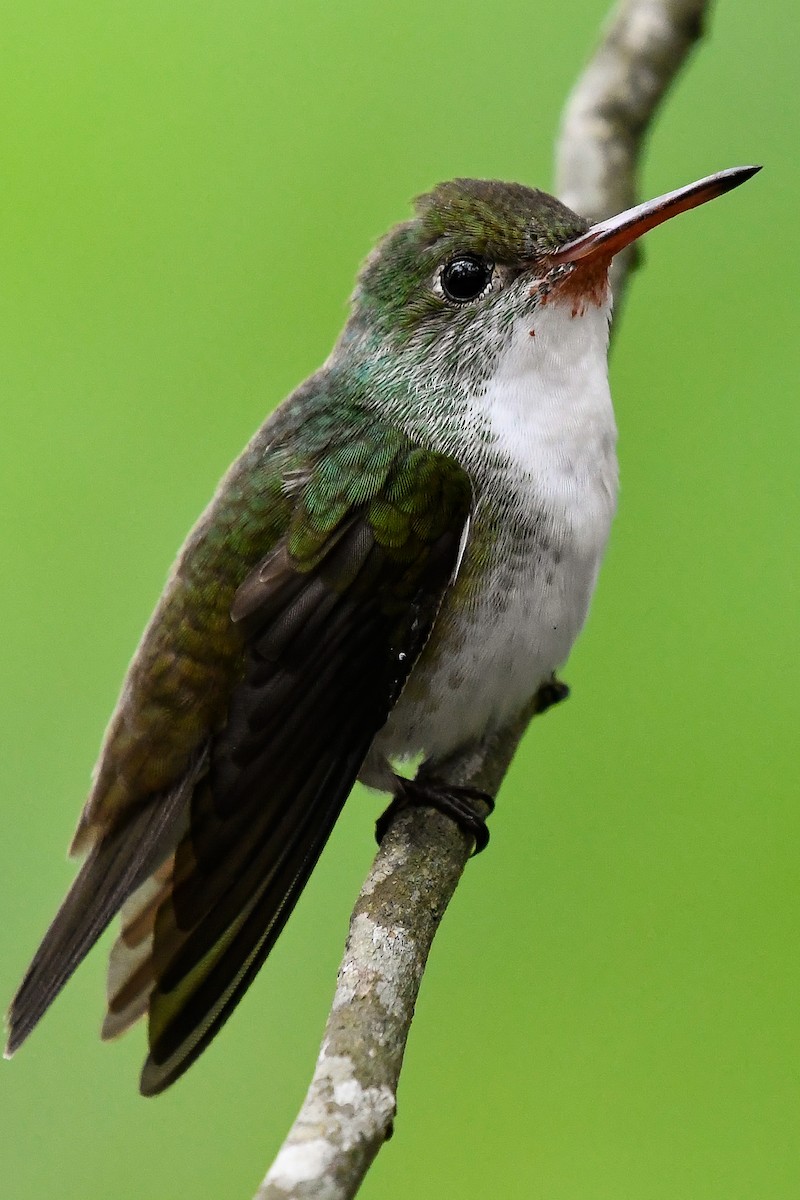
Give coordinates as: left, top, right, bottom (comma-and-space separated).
376, 779, 495, 855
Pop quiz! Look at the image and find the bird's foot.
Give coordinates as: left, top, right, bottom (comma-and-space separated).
532, 675, 570, 715
375, 779, 495, 856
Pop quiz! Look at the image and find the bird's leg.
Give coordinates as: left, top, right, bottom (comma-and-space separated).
531, 674, 570, 715
375, 778, 495, 855
375, 677, 568, 854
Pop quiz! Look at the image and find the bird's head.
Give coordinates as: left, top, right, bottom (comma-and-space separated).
345, 167, 759, 389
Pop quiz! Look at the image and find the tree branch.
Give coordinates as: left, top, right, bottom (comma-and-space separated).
556, 0, 709, 309
256, 2, 710, 1196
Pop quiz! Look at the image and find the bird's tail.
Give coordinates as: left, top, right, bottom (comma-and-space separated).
5, 776, 191, 1058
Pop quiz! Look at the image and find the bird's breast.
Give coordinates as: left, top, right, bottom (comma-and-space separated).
369, 303, 618, 773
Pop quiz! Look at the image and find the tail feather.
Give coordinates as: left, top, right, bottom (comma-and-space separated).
101, 859, 175, 1041
5, 774, 193, 1057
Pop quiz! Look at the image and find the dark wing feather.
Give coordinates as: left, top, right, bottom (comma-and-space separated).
5, 759, 203, 1055
140, 464, 471, 1093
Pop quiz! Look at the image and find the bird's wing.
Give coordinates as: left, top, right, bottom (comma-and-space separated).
7, 437, 472, 1095
136, 446, 472, 1094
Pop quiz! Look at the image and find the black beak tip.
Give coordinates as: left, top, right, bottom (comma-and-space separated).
722, 164, 763, 191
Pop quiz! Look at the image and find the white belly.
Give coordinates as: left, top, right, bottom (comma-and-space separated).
366, 297, 618, 779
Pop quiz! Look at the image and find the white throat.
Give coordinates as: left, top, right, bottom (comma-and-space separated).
473, 294, 615, 485
367, 294, 620, 773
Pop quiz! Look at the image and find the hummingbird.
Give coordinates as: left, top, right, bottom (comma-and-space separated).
6, 164, 758, 1095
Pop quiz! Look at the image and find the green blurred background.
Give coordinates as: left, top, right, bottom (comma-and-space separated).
1, 2, 797, 1197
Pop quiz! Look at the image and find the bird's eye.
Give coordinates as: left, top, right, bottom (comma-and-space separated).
438, 255, 495, 304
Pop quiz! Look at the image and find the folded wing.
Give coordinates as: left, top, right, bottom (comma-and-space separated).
7, 441, 472, 1093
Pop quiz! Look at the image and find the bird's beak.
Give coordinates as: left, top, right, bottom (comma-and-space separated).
551, 165, 761, 266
